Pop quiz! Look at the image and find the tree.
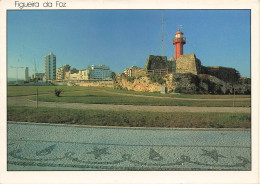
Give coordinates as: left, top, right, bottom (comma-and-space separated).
111, 72, 116, 80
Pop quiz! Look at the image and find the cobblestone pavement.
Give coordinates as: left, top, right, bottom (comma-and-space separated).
7, 122, 251, 171
8, 96, 250, 113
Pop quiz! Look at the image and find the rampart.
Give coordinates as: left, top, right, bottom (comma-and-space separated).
144, 55, 176, 74
176, 53, 202, 75
201, 66, 240, 83
144, 55, 168, 70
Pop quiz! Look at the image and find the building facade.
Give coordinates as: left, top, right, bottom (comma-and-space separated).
32, 73, 45, 81
64, 68, 89, 81
89, 64, 112, 80
44, 52, 56, 81
24, 67, 29, 82
62, 64, 112, 81
124, 66, 141, 77
78, 70, 89, 80
56, 64, 71, 80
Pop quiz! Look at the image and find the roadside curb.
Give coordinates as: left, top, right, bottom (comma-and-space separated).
7, 121, 251, 131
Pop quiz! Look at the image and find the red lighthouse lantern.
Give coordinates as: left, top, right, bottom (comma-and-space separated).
173, 28, 186, 60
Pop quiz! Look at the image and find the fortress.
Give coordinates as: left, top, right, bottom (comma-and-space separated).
116, 28, 249, 94
144, 28, 238, 80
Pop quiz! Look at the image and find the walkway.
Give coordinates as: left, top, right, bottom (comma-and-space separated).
7, 122, 251, 171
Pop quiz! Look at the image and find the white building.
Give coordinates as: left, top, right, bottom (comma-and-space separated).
64, 69, 89, 81
124, 66, 140, 77
32, 73, 45, 81
63, 64, 112, 81
24, 67, 29, 82
44, 52, 56, 81
57, 64, 71, 80
79, 69, 89, 80
89, 64, 112, 80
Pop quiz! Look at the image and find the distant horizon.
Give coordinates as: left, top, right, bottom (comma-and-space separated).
7, 77, 24, 82
7, 10, 250, 79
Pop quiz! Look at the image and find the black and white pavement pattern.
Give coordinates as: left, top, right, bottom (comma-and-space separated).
7, 122, 251, 171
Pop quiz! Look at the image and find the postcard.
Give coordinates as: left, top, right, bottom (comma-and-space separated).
0, 0, 259, 183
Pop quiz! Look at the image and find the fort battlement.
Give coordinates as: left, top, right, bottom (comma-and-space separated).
176, 53, 202, 75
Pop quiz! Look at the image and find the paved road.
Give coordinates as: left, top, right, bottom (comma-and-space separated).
7, 122, 251, 171
8, 96, 250, 113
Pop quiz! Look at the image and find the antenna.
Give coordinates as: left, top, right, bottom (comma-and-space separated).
34, 58, 37, 74
178, 25, 183, 30
10, 62, 24, 84
162, 14, 164, 56
34, 58, 38, 84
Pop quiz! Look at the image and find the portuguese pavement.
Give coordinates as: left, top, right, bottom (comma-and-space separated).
7, 122, 251, 171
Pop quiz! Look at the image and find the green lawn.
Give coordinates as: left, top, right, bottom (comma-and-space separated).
29, 91, 250, 107
107, 88, 251, 99
7, 86, 92, 97
8, 106, 251, 129
8, 86, 250, 99
8, 86, 251, 107
7, 86, 251, 128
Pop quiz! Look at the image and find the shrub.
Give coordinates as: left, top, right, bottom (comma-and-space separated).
173, 73, 200, 94
54, 88, 63, 97
149, 74, 166, 85
136, 75, 142, 79
126, 76, 136, 83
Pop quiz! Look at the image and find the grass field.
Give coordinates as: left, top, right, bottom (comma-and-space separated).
7, 86, 251, 107
106, 88, 251, 99
7, 86, 88, 97
8, 86, 250, 98
8, 106, 251, 129
29, 90, 250, 107
7, 86, 251, 128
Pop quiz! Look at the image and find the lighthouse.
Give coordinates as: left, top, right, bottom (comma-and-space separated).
172, 28, 186, 60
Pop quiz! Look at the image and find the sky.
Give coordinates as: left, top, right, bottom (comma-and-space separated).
7, 10, 250, 79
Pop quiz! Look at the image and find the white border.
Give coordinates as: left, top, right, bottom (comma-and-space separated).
0, 0, 259, 184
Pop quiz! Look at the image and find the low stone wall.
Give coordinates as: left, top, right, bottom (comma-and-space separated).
75, 80, 114, 87
52, 81, 67, 86
115, 74, 165, 92
55, 80, 114, 87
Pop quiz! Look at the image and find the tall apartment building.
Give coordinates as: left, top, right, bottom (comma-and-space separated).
44, 52, 56, 81
24, 67, 29, 82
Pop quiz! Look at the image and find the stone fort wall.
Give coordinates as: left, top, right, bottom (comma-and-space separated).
176, 53, 202, 75
144, 55, 168, 70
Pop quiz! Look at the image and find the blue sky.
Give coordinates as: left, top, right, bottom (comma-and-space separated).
7, 10, 250, 79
